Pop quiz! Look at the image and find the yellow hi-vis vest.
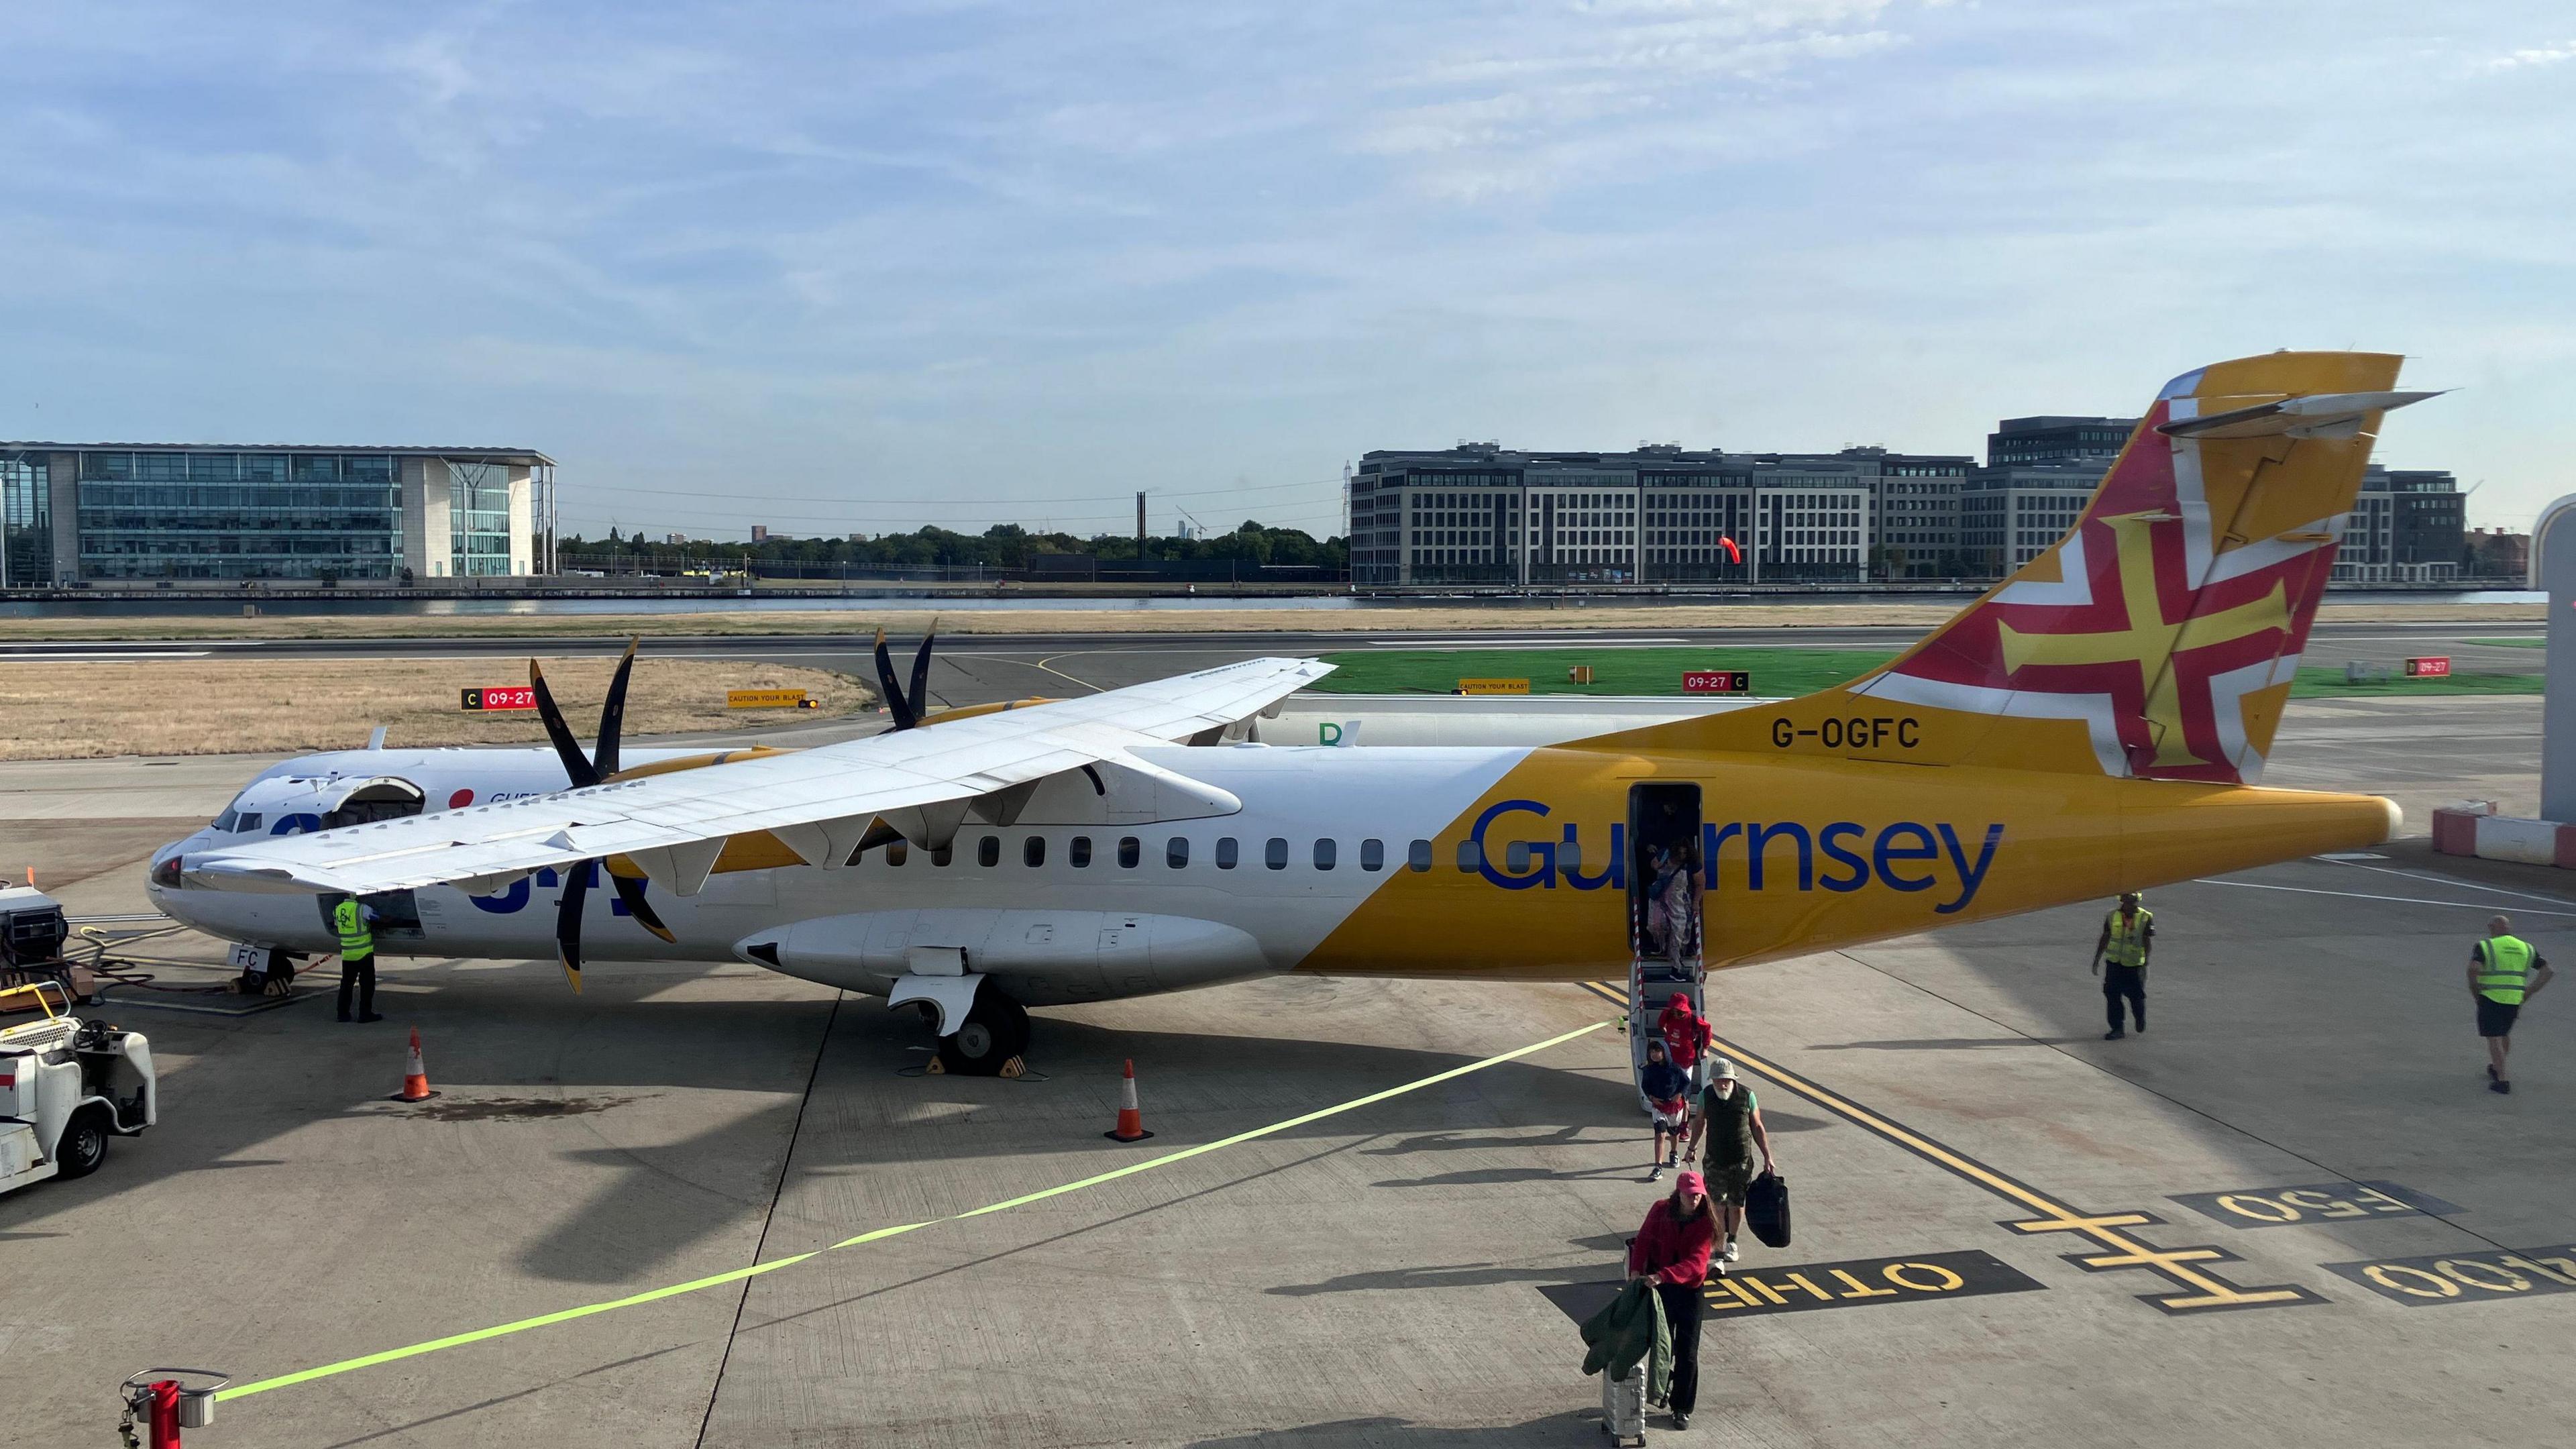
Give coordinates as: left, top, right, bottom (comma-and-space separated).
2475, 935, 2534, 1005
333, 898, 373, 958
2104, 908, 2151, 969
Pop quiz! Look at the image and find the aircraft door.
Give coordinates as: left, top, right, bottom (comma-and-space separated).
1627, 783, 1703, 979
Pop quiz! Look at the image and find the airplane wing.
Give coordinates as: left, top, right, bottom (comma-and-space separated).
182, 656, 1333, 898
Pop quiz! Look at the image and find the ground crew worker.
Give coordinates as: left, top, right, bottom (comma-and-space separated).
1685, 1058, 1774, 1270
1626, 1169, 1715, 1432
333, 894, 382, 1024
2092, 891, 2153, 1040
1640, 1038, 1691, 1180
2471, 914, 2552, 1094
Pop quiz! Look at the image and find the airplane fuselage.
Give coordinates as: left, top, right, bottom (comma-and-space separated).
151, 738, 2394, 1007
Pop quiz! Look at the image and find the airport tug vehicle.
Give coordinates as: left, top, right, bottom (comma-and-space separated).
0, 981, 158, 1197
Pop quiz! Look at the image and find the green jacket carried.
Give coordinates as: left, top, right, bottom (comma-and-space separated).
1578, 1279, 1671, 1403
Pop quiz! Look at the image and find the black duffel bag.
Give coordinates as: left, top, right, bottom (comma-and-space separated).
1745, 1171, 1792, 1248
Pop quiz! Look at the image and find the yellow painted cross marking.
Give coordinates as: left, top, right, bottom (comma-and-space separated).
1583, 981, 2320, 1314
1994, 512, 2289, 767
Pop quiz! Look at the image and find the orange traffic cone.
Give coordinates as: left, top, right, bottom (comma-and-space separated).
393, 1026, 437, 1102
1104, 1059, 1152, 1142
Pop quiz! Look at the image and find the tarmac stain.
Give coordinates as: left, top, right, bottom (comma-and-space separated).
409, 1095, 639, 1122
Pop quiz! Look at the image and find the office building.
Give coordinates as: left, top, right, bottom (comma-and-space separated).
1986, 416, 2140, 467
0, 444, 554, 585
1348, 444, 1970, 587
2333, 467, 2463, 582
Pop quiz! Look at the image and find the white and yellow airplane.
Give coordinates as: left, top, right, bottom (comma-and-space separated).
154, 352, 2430, 1072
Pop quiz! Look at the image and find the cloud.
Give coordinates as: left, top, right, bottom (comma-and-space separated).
2476, 40, 2576, 72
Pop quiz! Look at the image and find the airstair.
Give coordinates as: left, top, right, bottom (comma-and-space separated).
1625, 951, 1704, 1112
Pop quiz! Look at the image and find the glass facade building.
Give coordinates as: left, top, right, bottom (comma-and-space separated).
0, 443, 553, 584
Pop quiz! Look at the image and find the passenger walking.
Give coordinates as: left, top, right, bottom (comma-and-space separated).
2471, 914, 2552, 1094
2092, 891, 2153, 1040
1657, 992, 1714, 1091
1640, 1038, 1691, 1181
1686, 1059, 1775, 1270
1627, 1170, 1717, 1432
333, 894, 383, 1024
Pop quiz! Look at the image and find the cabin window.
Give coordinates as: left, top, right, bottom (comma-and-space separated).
1360, 839, 1385, 871
930, 845, 954, 867
886, 841, 909, 867
1456, 839, 1483, 872
1024, 836, 1045, 867
977, 836, 1000, 868
1505, 842, 1532, 873
1216, 837, 1239, 869
1118, 836, 1141, 868
1070, 836, 1092, 868
1265, 837, 1289, 870
1314, 839, 1337, 871
1408, 839, 1433, 871
1167, 837, 1189, 868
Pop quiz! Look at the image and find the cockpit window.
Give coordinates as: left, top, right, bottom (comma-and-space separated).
213, 809, 238, 832
236, 812, 264, 833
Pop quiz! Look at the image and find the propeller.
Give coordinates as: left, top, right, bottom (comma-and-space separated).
529, 639, 676, 993
871, 625, 938, 731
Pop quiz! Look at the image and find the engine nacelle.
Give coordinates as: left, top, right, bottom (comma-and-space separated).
734, 909, 1272, 1005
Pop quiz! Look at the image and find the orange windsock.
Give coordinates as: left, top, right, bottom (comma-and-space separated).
1104, 1058, 1152, 1142
394, 1027, 437, 1102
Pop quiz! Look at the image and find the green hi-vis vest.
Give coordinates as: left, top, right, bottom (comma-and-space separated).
2475, 935, 2534, 1005
333, 898, 373, 957
2104, 908, 2152, 969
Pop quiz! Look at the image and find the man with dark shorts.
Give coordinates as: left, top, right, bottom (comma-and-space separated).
1686, 1057, 1775, 1269
2471, 915, 2551, 1095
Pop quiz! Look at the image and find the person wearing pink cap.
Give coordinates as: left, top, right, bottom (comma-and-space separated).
1627, 1171, 1717, 1430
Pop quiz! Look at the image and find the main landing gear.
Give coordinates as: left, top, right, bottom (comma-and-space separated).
932, 982, 1030, 1076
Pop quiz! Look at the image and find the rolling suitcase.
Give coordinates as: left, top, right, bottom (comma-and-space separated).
1600, 1358, 1647, 1445
1746, 1170, 1792, 1248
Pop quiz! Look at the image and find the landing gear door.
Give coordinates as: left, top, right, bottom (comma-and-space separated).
1627, 783, 1703, 977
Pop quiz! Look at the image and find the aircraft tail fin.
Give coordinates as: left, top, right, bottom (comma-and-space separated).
1586, 352, 2436, 784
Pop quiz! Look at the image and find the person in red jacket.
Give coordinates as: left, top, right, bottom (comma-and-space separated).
1627, 1170, 1717, 1430
1658, 993, 1715, 1091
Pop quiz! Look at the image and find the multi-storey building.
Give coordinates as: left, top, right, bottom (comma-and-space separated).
2333, 467, 2463, 582
1347, 417, 2467, 589
1348, 445, 1968, 586
0, 443, 554, 584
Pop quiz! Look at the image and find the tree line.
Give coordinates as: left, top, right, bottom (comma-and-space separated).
561, 519, 1346, 571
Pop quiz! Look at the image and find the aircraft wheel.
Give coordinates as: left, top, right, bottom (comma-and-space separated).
56, 1104, 112, 1180
936, 988, 1030, 1075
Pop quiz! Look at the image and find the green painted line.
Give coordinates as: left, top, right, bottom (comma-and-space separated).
219, 1016, 1614, 1403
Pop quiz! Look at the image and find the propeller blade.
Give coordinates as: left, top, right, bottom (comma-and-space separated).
871, 629, 917, 731
594, 638, 639, 779
529, 660, 600, 788
907, 627, 936, 720
554, 861, 590, 994
608, 868, 677, 944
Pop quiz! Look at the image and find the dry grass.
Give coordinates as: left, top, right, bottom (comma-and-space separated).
0, 598, 2537, 643
0, 657, 872, 761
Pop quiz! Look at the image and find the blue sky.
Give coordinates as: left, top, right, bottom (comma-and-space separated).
2, 2, 2569, 539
